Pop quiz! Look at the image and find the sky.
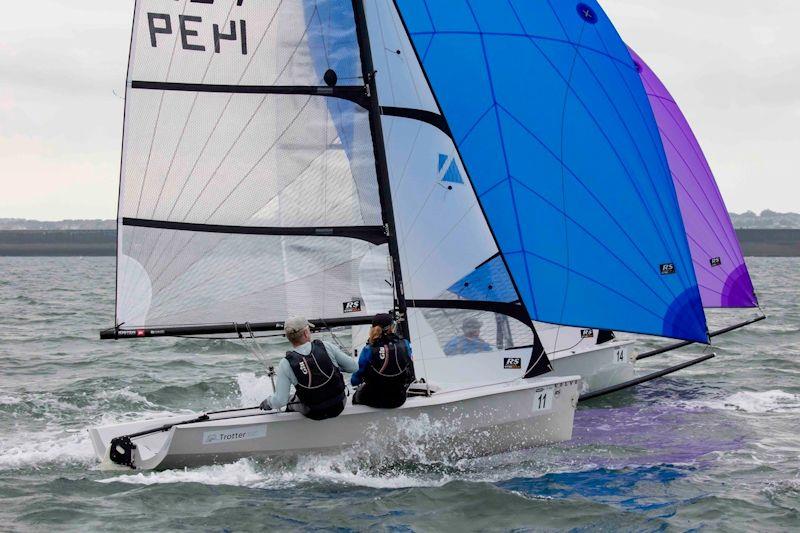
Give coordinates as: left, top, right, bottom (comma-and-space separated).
0, 1, 798, 220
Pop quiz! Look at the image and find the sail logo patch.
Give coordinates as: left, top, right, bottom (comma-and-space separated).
503, 357, 522, 369
576, 3, 598, 24
660, 263, 676, 275
580, 328, 594, 339
438, 154, 464, 184
710, 257, 722, 267
342, 298, 362, 314
202, 425, 266, 445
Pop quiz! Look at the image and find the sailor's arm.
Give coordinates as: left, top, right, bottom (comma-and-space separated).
323, 341, 359, 374
263, 359, 294, 410
351, 345, 371, 386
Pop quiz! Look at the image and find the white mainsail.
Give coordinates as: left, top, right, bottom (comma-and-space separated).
114, 0, 393, 331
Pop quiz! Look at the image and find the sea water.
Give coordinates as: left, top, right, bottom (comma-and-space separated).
0, 257, 798, 531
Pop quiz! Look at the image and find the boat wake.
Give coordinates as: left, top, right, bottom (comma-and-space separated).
235, 372, 275, 406
96, 455, 452, 490
686, 390, 800, 413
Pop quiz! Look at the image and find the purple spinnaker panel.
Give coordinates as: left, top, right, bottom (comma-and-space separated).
628, 47, 757, 308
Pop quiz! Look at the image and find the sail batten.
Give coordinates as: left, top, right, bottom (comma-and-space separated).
112, 1, 397, 331
130, 80, 369, 104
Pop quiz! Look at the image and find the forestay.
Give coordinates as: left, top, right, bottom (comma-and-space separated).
365, 0, 552, 376
628, 47, 757, 309
114, 0, 394, 332
394, 0, 709, 343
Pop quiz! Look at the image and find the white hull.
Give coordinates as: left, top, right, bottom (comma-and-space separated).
90, 376, 580, 471
419, 340, 636, 396
549, 339, 636, 395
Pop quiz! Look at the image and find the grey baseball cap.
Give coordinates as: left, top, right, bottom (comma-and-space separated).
284, 316, 314, 336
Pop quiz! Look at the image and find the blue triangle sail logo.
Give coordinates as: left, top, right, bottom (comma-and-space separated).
438, 153, 464, 184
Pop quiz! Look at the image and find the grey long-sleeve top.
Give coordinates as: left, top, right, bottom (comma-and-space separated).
266, 340, 358, 410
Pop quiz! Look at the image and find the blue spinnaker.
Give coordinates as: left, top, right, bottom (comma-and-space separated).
395, 0, 708, 342
303, 0, 363, 157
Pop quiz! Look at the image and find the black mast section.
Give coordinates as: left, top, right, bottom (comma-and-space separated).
351, 0, 410, 339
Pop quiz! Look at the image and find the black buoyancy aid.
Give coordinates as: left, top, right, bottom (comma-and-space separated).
285, 340, 346, 420
363, 334, 415, 407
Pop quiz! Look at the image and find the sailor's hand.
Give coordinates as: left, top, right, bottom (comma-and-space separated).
259, 398, 272, 411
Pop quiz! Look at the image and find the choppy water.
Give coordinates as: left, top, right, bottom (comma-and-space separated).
0, 257, 798, 531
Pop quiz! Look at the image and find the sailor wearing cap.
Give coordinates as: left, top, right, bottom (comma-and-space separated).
350, 313, 415, 408
259, 316, 358, 420
443, 317, 492, 356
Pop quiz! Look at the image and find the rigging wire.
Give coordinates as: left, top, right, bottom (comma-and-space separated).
235, 322, 277, 393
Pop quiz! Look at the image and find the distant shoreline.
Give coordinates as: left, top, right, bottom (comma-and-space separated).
0, 230, 116, 256
0, 229, 799, 257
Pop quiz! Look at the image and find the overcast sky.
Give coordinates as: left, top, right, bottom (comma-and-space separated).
1, 1, 798, 220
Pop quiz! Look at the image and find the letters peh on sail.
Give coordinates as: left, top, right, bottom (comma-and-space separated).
628, 47, 758, 309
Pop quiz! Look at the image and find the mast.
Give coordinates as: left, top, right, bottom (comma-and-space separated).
351, 0, 410, 338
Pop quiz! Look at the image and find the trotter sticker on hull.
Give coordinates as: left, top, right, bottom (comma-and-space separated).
202, 425, 266, 445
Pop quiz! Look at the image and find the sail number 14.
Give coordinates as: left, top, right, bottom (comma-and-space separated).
532, 385, 554, 412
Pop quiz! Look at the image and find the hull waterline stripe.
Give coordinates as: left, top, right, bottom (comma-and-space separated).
121, 218, 388, 245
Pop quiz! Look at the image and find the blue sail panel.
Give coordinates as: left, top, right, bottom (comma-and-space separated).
395, 0, 708, 342
447, 256, 518, 303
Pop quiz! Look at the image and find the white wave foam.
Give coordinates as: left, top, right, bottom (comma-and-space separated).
690, 390, 800, 413
0, 431, 95, 469
235, 372, 274, 407
98, 454, 448, 490
97, 387, 158, 408
98, 459, 266, 487
0, 395, 21, 405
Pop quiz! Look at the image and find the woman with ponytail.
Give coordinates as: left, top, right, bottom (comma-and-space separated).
351, 313, 415, 408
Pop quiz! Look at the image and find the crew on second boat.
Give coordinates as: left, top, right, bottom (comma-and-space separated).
351, 313, 415, 409
259, 316, 358, 420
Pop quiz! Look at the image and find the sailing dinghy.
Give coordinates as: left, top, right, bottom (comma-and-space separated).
92, 378, 578, 471
93, 0, 718, 470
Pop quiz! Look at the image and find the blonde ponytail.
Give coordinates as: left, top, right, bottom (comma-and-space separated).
367, 325, 383, 345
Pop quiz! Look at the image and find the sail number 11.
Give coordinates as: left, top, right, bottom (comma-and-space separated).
533, 386, 554, 412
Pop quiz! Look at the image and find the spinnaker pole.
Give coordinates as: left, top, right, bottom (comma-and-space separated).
636, 315, 766, 361
579, 353, 716, 402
